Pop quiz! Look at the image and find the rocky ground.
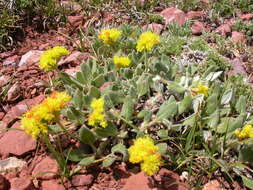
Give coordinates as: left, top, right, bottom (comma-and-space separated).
1, 0, 253, 189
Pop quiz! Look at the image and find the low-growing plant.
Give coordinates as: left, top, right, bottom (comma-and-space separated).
18, 26, 253, 188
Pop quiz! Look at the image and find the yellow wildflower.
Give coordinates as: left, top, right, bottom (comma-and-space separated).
190, 83, 209, 97
98, 28, 122, 45
141, 154, 162, 176
136, 31, 160, 52
39, 46, 69, 72
21, 117, 48, 139
88, 98, 107, 128
21, 91, 71, 138
234, 124, 253, 140
128, 136, 162, 175
113, 56, 131, 68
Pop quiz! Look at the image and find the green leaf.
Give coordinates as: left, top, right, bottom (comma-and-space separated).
205, 71, 223, 81
137, 75, 150, 97
239, 141, 253, 162
79, 126, 96, 145
95, 122, 118, 137
192, 94, 204, 113
178, 95, 192, 114
78, 156, 95, 166
66, 149, 84, 162
121, 96, 135, 121
157, 129, 168, 138
60, 72, 83, 89
81, 62, 91, 83
228, 114, 246, 133
235, 95, 247, 114
168, 81, 186, 94
156, 143, 167, 155
208, 109, 220, 129
206, 93, 219, 115
73, 89, 84, 109
111, 144, 129, 161
221, 89, 233, 105
242, 176, 253, 189
156, 101, 178, 121
92, 75, 105, 87
88, 86, 101, 98
102, 155, 117, 167
183, 114, 196, 127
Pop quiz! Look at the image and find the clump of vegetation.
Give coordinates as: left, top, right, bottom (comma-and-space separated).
17, 25, 253, 189
189, 38, 210, 51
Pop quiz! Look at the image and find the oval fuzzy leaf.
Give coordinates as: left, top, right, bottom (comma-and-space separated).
78, 156, 95, 166
121, 96, 135, 121
242, 175, 253, 189
66, 149, 84, 162
168, 81, 186, 94
235, 95, 247, 114
102, 155, 117, 167
156, 143, 168, 155
178, 95, 192, 114
95, 122, 118, 138
156, 101, 178, 121
221, 89, 233, 105
79, 126, 96, 145
111, 144, 129, 161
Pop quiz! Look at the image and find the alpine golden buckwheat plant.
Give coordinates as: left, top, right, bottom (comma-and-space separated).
20, 25, 253, 188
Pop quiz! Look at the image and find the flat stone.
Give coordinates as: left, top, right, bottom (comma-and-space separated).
231, 31, 245, 43
122, 172, 151, 190
202, 180, 221, 190
0, 75, 10, 87
146, 23, 164, 34
0, 157, 27, 174
18, 50, 43, 67
9, 177, 34, 190
0, 122, 36, 157
71, 174, 94, 187
240, 13, 253, 20
7, 83, 21, 102
191, 21, 207, 35
160, 7, 186, 26
215, 24, 231, 36
67, 14, 84, 28
41, 180, 65, 190
58, 51, 89, 66
3, 55, 19, 66
32, 156, 59, 180
187, 11, 205, 19
227, 58, 246, 76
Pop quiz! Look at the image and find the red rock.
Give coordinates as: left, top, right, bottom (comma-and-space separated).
187, 11, 204, 19
0, 75, 10, 87
41, 180, 65, 190
103, 12, 113, 23
191, 21, 207, 35
18, 50, 43, 67
202, 180, 221, 190
231, 31, 245, 43
160, 7, 186, 26
32, 156, 59, 180
99, 82, 113, 91
58, 51, 89, 66
9, 177, 34, 190
240, 13, 253, 20
0, 112, 5, 120
64, 66, 81, 77
122, 172, 151, 190
215, 24, 231, 36
155, 168, 189, 190
3, 55, 19, 66
67, 14, 84, 28
0, 122, 36, 157
227, 58, 246, 76
7, 83, 21, 102
146, 23, 164, 34
71, 174, 94, 187
0, 174, 10, 190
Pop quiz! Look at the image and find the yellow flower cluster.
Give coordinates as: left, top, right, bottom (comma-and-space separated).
234, 124, 253, 140
113, 56, 131, 68
190, 84, 209, 97
98, 28, 122, 45
128, 136, 162, 176
21, 92, 71, 139
88, 98, 107, 128
39, 46, 69, 72
136, 31, 160, 52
